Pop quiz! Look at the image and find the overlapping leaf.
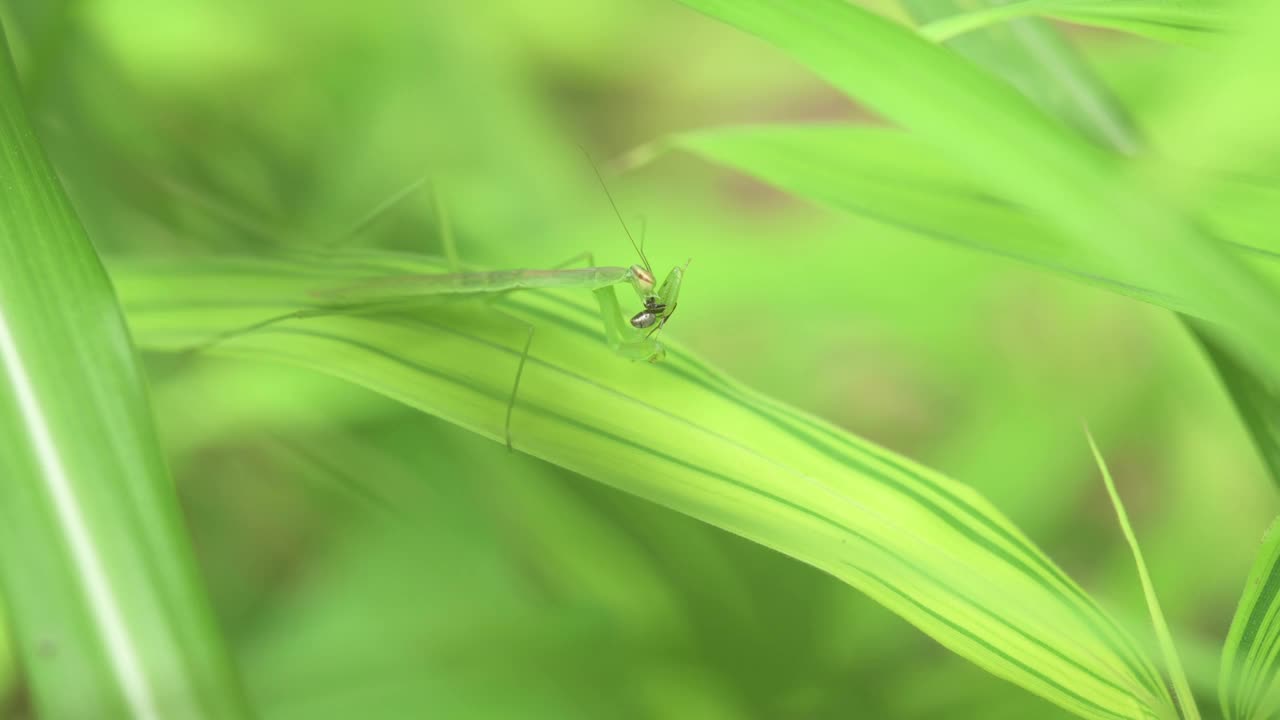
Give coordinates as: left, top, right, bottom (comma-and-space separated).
665, 0, 1280, 499
672, 0, 1280, 389
1221, 520, 1280, 720
898, 0, 1142, 152
667, 124, 1280, 319
919, 1, 1237, 46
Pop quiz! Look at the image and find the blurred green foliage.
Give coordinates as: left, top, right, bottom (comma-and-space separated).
0, 0, 1274, 717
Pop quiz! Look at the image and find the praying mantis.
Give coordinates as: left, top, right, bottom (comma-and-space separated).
191, 155, 689, 451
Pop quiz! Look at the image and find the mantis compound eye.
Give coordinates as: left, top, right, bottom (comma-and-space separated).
630, 264, 655, 292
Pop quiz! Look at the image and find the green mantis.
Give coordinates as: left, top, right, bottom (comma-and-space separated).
191, 160, 688, 451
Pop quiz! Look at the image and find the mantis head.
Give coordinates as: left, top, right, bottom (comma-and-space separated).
578, 146, 687, 360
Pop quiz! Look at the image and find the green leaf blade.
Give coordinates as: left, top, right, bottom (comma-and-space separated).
1087, 430, 1199, 720
1221, 520, 1280, 720
0, 25, 249, 720
114, 251, 1175, 719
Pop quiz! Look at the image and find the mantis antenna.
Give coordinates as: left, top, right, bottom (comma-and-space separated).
578, 145, 653, 274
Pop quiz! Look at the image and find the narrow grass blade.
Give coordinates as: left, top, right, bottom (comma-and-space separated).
0, 25, 249, 719
898, 0, 1141, 152
1086, 429, 1200, 720
672, 0, 1280, 385
114, 250, 1175, 719
1220, 519, 1280, 720
1186, 324, 1280, 492
919, 1, 1235, 46
1142, 1, 1280, 193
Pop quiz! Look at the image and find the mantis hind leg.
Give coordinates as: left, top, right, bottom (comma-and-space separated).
551, 251, 595, 270
432, 185, 535, 452
180, 308, 310, 358
505, 322, 535, 453
431, 183, 461, 272
491, 250, 593, 451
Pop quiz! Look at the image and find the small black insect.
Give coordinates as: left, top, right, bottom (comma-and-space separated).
629, 295, 667, 330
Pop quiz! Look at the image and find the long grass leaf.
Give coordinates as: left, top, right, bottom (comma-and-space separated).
672, 0, 1280, 386
1220, 519, 1280, 720
0, 25, 249, 719
1142, 1, 1280, 193
113, 250, 1175, 719
660, 125, 1280, 319
903, 0, 1280, 501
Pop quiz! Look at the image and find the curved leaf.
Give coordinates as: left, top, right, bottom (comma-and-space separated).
113, 250, 1174, 719
1221, 519, 1280, 720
